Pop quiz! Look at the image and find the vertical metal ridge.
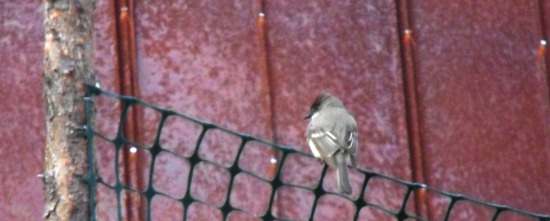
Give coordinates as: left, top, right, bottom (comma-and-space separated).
113, 0, 144, 220
536, 0, 550, 177
394, 0, 431, 219
254, 0, 283, 215
255, 0, 277, 143
538, 1, 550, 107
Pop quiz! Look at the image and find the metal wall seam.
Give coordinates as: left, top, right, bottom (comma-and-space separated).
395, 0, 430, 219
113, 0, 145, 220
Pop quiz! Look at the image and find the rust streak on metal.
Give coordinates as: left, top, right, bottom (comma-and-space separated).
113, 0, 144, 220
538, 43, 546, 60
255, 0, 283, 214
255, 0, 279, 176
395, 0, 430, 219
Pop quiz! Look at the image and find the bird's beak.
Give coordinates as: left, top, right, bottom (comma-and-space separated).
304, 110, 313, 119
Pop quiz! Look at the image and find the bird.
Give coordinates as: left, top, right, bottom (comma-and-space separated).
305, 93, 358, 195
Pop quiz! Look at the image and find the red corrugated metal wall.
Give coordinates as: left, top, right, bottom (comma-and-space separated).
1, 0, 550, 220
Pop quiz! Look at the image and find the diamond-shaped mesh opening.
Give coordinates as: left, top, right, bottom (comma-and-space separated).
199, 129, 242, 168
313, 194, 356, 221
151, 195, 184, 220
190, 162, 231, 207
230, 173, 272, 216
159, 115, 202, 157
280, 153, 324, 188
153, 151, 190, 199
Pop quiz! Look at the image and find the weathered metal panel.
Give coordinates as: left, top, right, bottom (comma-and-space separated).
133, 0, 272, 136
265, 0, 413, 219
94, 0, 119, 93
409, 0, 550, 218
133, 0, 274, 219
0, 2, 45, 220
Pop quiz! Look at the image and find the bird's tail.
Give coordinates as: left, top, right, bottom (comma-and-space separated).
336, 153, 352, 195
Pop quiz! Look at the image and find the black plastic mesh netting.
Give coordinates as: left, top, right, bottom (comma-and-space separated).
83, 84, 550, 221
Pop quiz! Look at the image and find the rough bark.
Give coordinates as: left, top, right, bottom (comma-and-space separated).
43, 0, 96, 220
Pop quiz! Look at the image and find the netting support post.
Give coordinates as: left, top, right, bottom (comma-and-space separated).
43, 0, 97, 220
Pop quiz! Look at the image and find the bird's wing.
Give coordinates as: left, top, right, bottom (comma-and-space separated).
345, 128, 358, 167
309, 129, 341, 168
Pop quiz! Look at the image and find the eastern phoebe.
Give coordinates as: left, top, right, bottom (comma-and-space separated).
305, 93, 358, 195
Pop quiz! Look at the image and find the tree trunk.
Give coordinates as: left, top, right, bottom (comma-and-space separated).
43, 0, 96, 220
